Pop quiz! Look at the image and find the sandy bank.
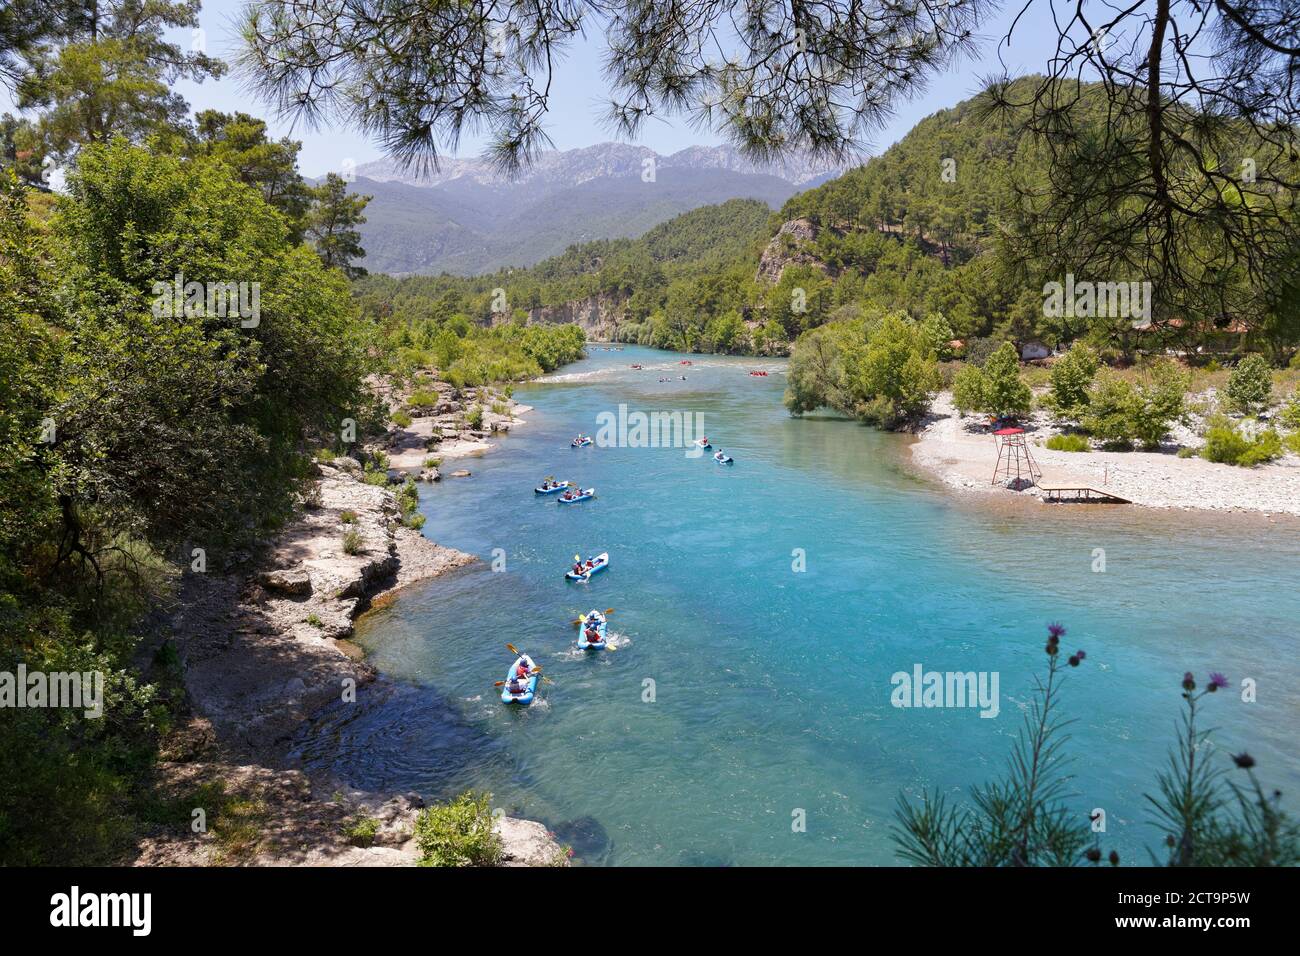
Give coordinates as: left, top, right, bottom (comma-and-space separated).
910, 393, 1300, 517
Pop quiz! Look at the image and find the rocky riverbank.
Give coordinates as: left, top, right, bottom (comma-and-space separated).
910, 392, 1300, 517
138, 385, 568, 866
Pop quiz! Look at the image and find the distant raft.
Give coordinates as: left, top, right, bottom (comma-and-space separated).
557, 487, 595, 504
571, 436, 593, 447
713, 451, 734, 465
535, 480, 572, 494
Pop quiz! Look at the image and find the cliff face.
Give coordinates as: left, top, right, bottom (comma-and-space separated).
525, 293, 627, 340
755, 217, 828, 285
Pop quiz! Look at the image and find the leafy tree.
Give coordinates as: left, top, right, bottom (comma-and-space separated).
1223, 355, 1273, 414
305, 173, 371, 278
848, 313, 941, 425
187, 110, 312, 240
951, 364, 986, 414
979, 342, 1031, 419
14, 1, 225, 163
1048, 345, 1098, 421
784, 324, 849, 415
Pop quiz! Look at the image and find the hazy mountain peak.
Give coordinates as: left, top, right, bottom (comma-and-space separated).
353, 141, 858, 190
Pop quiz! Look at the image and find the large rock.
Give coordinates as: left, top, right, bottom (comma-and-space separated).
255, 567, 312, 596
495, 816, 569, 867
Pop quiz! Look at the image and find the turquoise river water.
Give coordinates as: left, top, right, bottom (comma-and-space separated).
295, 345, 1300, 866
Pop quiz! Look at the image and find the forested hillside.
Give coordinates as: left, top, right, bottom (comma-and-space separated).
355, 78, 1299, 367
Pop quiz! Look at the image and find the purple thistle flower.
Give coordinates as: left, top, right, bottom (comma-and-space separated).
1208, 672, 1229, 689
1075, 650, 1086, 660
1182, 672, 1196, 692
1047, 622, 1067, 639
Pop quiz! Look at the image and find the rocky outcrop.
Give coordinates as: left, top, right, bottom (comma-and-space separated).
526, 293, 626, 340
168, 467, 474, 756
755, 217, 827, 285
134, 719, 567, 867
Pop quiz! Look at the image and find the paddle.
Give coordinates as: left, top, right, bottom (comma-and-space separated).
571, 608, 615, 626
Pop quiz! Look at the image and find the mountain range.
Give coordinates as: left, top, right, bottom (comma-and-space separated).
346, 143, 860, 276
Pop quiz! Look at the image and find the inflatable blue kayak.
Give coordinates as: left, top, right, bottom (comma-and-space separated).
577, 610, 608, 650
571, 436, 593, 447
566, 552, 609, 581
501, 654, 539, 705
535, 480, 571, 494
557, 487, 595, 504
713, 452, 734, 465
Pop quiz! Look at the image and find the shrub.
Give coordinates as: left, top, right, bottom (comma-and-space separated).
491, 400, 508, 416
1048, 345, 1098, 420
1224, 355, 1273, 413
306, 613, 323, 628
951, 364, 986, 414
344, 816, 380, 848
391, 409, 413, 428
339, 510, 357, 524
1278, 390, 1300, 430
423, 457, 442, 469
413, 791, 503, 867
316, 447, 337, 461
1201, 417, 1284, 467
342, 528, 363, 555
406, 389, 439, 408
1285, 432, 1300, 456
466, 404, 485, 430
1083, 360, 1189, 449
1046, 434, 1090, 452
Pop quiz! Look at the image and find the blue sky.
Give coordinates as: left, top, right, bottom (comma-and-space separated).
10, 1, 1066, 177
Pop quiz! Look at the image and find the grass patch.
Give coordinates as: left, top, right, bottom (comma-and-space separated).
391, 409, 413, 428
1045, 433, 1090, 452
339, 509, 357, 524
342, 528, 363, 555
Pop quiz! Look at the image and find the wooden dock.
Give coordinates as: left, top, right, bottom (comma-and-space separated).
1038, 483, 1131, 504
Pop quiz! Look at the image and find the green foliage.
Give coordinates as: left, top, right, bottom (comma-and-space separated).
1048, 345, 1098, 420
893, 632, 1300, 867
784, 311, 939, 425
950, 364, 986, 414
1082, 361, 1189, 449
979, 343, 1032, 418
1200, 418, 1284, 467
390, 409, 412, 428
306, 173, 371, 278
413, 791, 503, 867
344, 816, 380, 848
1223, 355, 1274, 413
341, 528, 364, 555
1046, 433, 1090, 452
339, 510, 358, 524
466, 405, 484, 430
893, 632, 1091, 866
1278, 390, 1300, 430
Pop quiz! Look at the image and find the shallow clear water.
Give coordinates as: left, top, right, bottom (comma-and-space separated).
295, 345, 1300, 865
